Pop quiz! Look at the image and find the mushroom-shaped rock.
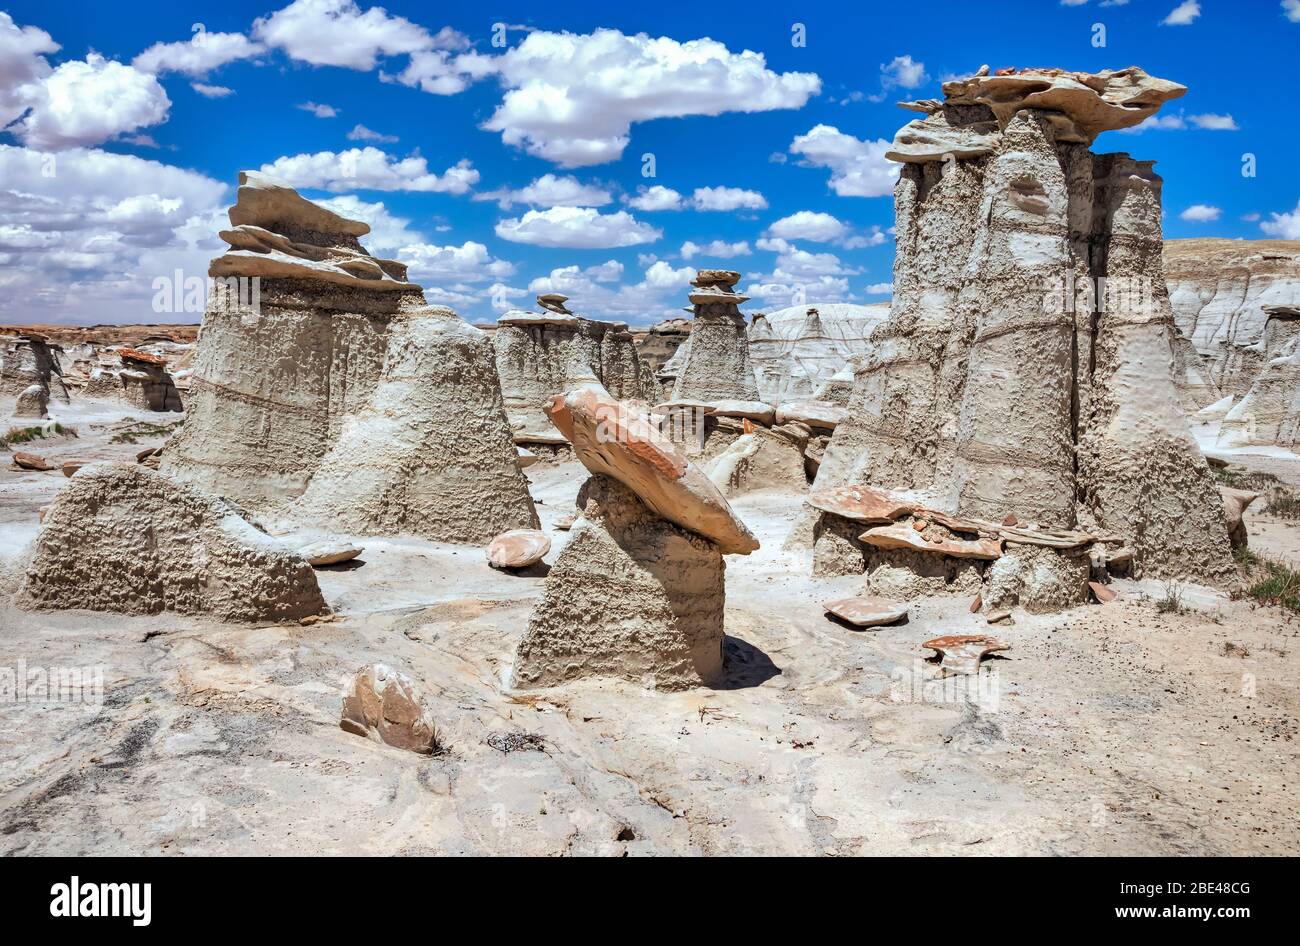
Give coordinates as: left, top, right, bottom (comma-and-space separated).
938, 66, 1187, 143
823, 596, 908, 628
923, 635, 1009, 675
299, 540, 363, 567
340, 664, 439, 755
861, 523, 1001, 560
544, 387, 759, 555
487, 529, 551, 569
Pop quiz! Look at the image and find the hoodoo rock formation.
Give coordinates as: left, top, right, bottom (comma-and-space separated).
85, 347, 184, 412
17, 463, 326, 623
493, 294, 657, 443
163, 172, 537, 541
511, 387, 758, 691
290, 307, 540, 542
670, 271, 762, 403
815, 65, 1233, 588
1, 331, 69, 413
163, 171, 425, 510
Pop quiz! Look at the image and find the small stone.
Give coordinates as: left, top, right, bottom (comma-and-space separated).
1002, 513, 1018, 527
299, 540, 363, 567
986, 609, 1013, 624
487, 529, 551, 569
61, 460, 86, 478
340, 664, 439, 755
969, 594, 982, 613
912, 519, 928, 532
1088, 580, 1116, 603
11, 451, 54, 471
554, 513, 577, 531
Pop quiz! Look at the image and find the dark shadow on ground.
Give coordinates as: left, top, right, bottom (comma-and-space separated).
716, 635, 781, 690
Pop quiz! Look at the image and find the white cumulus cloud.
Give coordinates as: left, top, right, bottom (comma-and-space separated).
133, 31, 263, 76
474, 28, 821, 166
1261, 199, 1300, 240
1179, 204, 1221, 222
495, 206, 660, 248
476, 173, 612, 209
789, 124, 899, 198
259, 147, 479, 193
1161, 1, 1201, 25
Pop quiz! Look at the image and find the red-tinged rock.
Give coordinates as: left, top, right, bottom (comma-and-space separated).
823, 596, 908, 628
1002, 513, 1018, 526
117, 347, 168, 367
923, 634, 1009, 674
487, 529, 551, 569
860, 523, 1001, 560
340, 664, 439, 755
11, 451, 54, 471
1088, 580, 1116, 603
969, 594, 982, 613
808, 484, 915, 525
544, 387, 758, 555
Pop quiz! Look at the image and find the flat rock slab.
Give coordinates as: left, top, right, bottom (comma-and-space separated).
487, 529, 551, 569
299, 541, 364, 567
861, 523, 1001, 560
1088, 581, 1117, 603
808, 485, 915, 524
776, 400, 847, 430
923, 634, 1010, 674
11, 451, 54, 471
823, 596, 909, 628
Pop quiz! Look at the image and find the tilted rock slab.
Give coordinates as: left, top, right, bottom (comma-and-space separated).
815, 68, 1233, 586
511, 475, 727, 691
16, 463, 326, 622
544, 386, 759, 554
290, 307, 539, 543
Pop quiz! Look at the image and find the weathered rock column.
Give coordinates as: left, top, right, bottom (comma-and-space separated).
512, 386, 758, 691
670, 270, 762, 403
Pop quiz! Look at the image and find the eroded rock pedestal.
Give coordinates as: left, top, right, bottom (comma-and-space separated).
512, 386, 757, 691
815, 66, 1233, 587
163, 172, 537, 541
512, 476, 726, 691
290, 307, 539, 543
670, 271, 762, 403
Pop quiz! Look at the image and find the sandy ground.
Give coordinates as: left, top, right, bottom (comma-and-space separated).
0, 405, 1297, 856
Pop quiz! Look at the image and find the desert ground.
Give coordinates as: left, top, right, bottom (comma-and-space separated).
1, 402, 1296, 856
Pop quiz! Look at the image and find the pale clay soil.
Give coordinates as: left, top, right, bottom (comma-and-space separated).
0, 404, 1297, 856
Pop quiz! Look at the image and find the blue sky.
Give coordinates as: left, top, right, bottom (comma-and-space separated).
2, 0, 1298, 326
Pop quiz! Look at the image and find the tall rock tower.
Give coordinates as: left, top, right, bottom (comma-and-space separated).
814, 67, 1234, 584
